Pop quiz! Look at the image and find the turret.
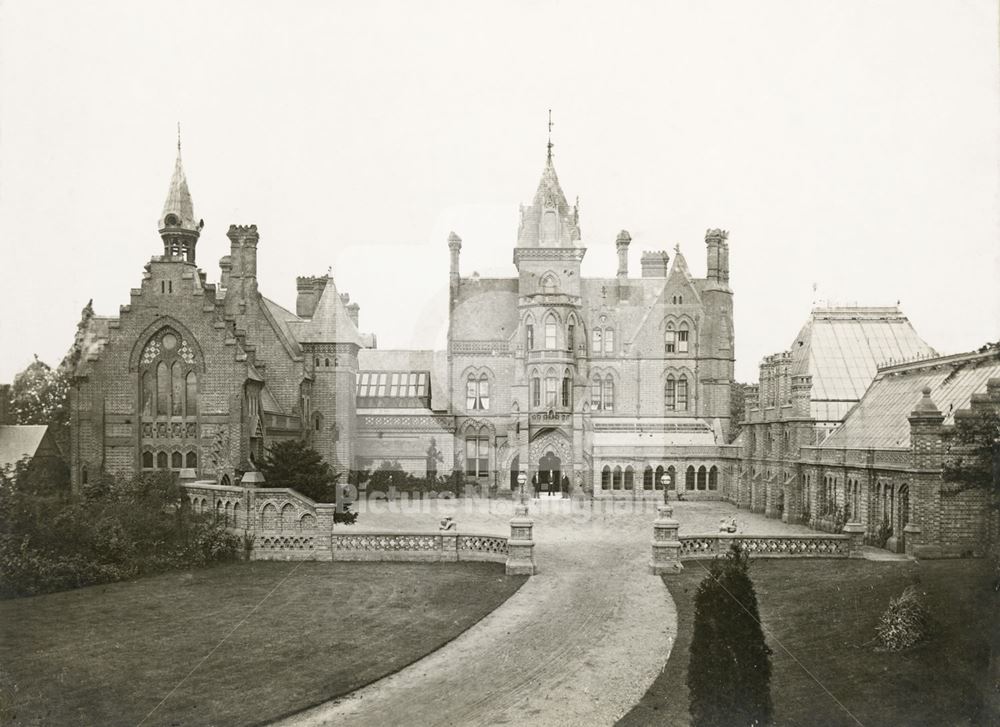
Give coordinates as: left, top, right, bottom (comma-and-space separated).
705, 228, 730, 285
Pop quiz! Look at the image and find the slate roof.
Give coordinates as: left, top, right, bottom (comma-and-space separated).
820, 348, 1000, 449
450, 279, 520, 341
297, 275, 366, 346
789, 307, 935, 422
0, 425, 50, 469
159, 146, 198, 230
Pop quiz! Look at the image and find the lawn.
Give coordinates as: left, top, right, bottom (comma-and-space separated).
619, 558, 997, 727
0, 560, 526, 727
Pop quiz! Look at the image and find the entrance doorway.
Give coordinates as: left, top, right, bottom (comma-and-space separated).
536, 452, 562, 496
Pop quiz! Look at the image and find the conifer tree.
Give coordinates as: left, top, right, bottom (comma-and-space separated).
687, 544, 773, 727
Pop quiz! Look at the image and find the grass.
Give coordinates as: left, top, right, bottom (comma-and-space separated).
619, 558, 997, 727
0, 560, 526, 727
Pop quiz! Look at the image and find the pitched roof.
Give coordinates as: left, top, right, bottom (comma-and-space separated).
159, 146, 198, 230
0, 425, 50, 469
820, 348, 1000, 449
296, 275, 365, 346
789, 307, 935, 422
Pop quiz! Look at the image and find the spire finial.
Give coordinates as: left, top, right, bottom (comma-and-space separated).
547, 109, 554, 161
177, 122, 181, 155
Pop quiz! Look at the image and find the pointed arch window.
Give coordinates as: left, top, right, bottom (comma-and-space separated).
157, 451, 168, 469
665, 375, 676, 411
601, 465, 611, 490
186, 451, 198, 469
142, 451, 154, 470
612, 466, 622, 490
465, 428, 490, 478
665, 323, 676, 354
466, 373, 490, 410
185, 371, 197, 417
685, 465, 696, 490
591, 376, 602, 410
545, 369, 558, 408
603, 375, 614, 411
604, 328, 614, 353
643, 466, 653, 490
541, 274, 558, 294
544, 315, 557, 349
561, 370, 571, 408
526, 322, 535, 350
171, 451, 183, 470
677, 376, 689, 411
697, 465, 707, 490
593, 328, 602, 354
624, 466, 634, 490
667, 465, 677, 490
678, 322, 690, 353
709, 466, 719, 490
156, 362, 169, 415
654, 464, 665, 490
567, 322, 575, 351
532, 374, 541, 408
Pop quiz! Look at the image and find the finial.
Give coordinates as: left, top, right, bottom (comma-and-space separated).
674, 243, 680, 254
177, 122, 181, 155
547, 109, 554, 161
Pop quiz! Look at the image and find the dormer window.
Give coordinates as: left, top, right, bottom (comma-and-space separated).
164, 213, 179, 226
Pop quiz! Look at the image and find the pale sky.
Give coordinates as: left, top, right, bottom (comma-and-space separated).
1, 0, 997, 384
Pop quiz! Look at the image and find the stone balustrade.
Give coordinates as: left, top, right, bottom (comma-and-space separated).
330, 532, 509, 564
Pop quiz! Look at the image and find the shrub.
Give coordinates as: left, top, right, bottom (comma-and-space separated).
687, 544, 773, 727
0, 471, 240, 598
876, 585, 933, 651
873, 519, 893, 548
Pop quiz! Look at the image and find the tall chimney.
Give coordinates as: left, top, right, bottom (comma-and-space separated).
616, 230, 631, 279
640, 251, 670, 278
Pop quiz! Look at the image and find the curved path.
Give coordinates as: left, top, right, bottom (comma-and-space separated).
274, 508, 676, 727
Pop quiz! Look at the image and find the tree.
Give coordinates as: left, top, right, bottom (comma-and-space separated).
943, 406, 1000, 509
258, 439, 357, 523
9, 356, 70, 427
729, 381, 749, 442
687, 544, 773, 727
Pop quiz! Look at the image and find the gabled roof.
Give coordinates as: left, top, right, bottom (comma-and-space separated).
0, 425, 51, 469
820, 348, 1000, 449
296, 275, 366, 346
789, 307, 935, 422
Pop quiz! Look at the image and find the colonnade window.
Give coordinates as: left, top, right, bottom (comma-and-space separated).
143, 450, 197, 471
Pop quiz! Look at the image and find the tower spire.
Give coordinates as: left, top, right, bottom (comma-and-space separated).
547, 109, 554, 161
159, 130, 202, 263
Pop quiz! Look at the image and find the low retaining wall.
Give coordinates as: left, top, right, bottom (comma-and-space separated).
331, 532, 509, 564
679, 532, 861, 560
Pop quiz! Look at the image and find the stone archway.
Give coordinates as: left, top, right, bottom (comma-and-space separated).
529, 429, 572, 496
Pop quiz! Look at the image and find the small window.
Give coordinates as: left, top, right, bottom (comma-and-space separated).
591, 377, 602, 410
171, 451, 183, 469
697, 465, 707, 490
545, 373, 558, 408
677, 376, 689, 411
643, 466, 653, 490
678, 323, 689, 353
532, 376, 541, 407
604, 328, 614, 353
526, 323, 534, 350
601, 465, 611, 490
186, 451, 198, 469
665, 324, 676, 354
624, 466, 634, 490
561, 373, 571, 407
567, 323, 575, 351
142, 451, 154, 469
612, 466, 622, 490
655, 464, 665, 490
685, 466, 695, 490
157, 451, 168, 469
324, 358, 330, 367
593, 329, 602, 354
665, 375, 676, 411
603, 375, 614, 411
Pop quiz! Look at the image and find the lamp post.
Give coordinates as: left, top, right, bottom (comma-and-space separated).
661, 473, 671, 504
517, 471, 528, 505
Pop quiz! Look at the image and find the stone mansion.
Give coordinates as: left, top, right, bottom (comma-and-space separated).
69, 140, 739, 498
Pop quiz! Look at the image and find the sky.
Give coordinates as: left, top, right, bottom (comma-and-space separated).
0, 0, 997, 384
